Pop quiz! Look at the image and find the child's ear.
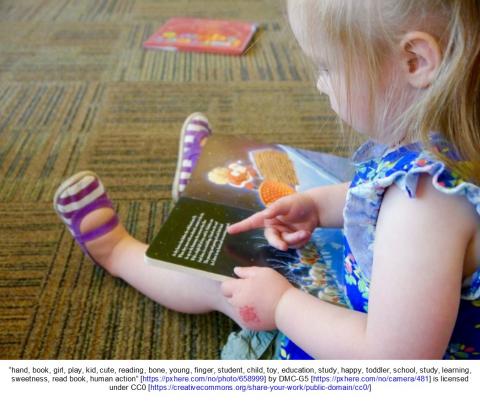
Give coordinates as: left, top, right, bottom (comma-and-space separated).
400, 31, 442, 89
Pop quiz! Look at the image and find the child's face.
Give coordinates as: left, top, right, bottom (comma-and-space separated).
288, 2, 404, 142
315, 63, 374, 137
315, 53, 404, 144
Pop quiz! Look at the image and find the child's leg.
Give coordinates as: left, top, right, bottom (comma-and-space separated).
55, 172, 240, 322
84, 209, 237, 316
54, 113, 244, 323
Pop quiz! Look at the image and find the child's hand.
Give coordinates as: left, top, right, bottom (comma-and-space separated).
227, 192, 319, 250
221, 267, 293, 331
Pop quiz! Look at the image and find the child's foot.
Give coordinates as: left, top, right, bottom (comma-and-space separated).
53, 171, 126, 271
172, 112, 212, 201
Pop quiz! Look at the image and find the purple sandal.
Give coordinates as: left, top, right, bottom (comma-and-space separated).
172, 112, 212, 201
53, 171, 119, 262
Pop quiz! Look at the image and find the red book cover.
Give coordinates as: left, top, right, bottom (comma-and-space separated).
143, 17, 258, 56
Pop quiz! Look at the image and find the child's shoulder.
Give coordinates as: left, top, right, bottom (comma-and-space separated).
375, 140, 479, 277
344, 138, 480, 281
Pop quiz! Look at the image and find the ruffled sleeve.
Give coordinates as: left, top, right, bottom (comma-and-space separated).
343, 142, 480, 300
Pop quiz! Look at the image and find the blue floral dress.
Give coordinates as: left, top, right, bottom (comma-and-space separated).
222, 139, 480, 360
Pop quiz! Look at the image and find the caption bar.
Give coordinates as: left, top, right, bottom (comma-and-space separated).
4, 363, 472, 394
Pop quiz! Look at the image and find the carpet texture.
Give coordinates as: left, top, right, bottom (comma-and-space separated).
0, 0, 344, 359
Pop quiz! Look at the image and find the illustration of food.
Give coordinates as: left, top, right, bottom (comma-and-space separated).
253, 150, 299, 187
208, 167, 230, 185
258, 180, 295, 206
228, 162, 250, 185
207, 162, 257, 189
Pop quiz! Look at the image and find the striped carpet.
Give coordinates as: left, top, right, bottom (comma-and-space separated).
0, 0, 343, 359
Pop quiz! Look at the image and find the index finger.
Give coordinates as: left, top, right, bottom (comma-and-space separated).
228, 198, 293, 234
227, 210, 269, 234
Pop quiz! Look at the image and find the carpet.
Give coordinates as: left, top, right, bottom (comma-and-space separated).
0, 0, 343, 359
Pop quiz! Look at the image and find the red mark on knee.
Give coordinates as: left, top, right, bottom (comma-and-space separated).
239, 306, 260, 324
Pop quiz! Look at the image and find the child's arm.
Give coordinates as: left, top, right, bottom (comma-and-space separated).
308, 181, 350, 227
227, 182, 349, 250
224, 175, 477, 358
274, 175, 477, 358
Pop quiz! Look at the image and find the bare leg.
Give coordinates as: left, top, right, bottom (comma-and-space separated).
80, 208, 240, 322
54, 113, 239, 326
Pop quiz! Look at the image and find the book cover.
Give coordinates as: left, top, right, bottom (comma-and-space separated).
145, 136, 354, 281
143, 17, 258, 56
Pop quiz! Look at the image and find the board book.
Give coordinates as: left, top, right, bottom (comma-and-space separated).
145, 136, 354, 281
143, 17, 258, 55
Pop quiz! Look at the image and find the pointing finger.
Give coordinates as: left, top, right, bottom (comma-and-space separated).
227, 209, 269, 234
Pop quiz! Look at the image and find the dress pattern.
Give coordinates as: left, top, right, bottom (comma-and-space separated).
276, 140, 480, 360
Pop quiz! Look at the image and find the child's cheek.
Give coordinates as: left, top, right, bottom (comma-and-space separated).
239, 306, 260, 325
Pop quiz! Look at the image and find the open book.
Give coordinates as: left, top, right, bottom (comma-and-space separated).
145, 136, 354, 281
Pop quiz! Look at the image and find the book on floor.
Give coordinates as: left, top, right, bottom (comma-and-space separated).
145, 135, 354, 281
143, 17, 258, 55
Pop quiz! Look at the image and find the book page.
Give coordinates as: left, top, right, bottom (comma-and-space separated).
172, 212, 228, 267
183, 136, 354, 212
145, 197, 298, 279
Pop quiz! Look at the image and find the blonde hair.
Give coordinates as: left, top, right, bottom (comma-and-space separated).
288, 0, 480, 183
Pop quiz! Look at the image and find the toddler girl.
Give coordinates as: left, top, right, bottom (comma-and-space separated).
54, 0, 480, 359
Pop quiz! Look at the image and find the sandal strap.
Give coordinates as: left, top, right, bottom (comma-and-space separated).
70, 193, 119, 244
56, 177, 102, 208
77, 214, 119, 244
54, 171, 120, 263
70, 195, 119, 262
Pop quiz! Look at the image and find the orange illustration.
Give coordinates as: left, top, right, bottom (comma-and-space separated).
258, 180, 295, 206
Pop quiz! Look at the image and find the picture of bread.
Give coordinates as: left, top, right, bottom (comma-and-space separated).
253, 150, 299, 187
